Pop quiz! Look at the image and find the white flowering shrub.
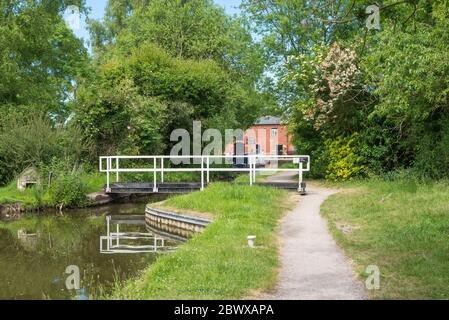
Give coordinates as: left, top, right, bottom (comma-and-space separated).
286, 43, 362, 131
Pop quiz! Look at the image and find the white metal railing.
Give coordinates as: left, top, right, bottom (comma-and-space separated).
99, 155, 310, 193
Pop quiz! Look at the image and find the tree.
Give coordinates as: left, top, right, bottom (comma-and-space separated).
89, 0, 265, 88
74, 43, 262, 159
76, 0, 271, 160
0, 0, 88, 119
243, 0, 449, 179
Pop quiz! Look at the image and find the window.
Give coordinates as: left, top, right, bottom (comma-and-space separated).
270, 128, 278, 138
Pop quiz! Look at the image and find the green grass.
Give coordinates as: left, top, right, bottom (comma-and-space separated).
82, 173, 107, 193
320, 179, 449, 299
112, 183, 292, 299
0, 172, 106, 208
0, 182, 39, 207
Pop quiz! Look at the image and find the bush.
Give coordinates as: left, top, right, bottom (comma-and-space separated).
325, 134, 366, 181
48, 172, 88, 208
39, 157, 89, 208
411, 118, 449, 179
0, 111, 64, 186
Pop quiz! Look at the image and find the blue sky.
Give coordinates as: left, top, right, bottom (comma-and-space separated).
74, 0, 242, 44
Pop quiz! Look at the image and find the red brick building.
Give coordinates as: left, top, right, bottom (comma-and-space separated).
225, 116, 295, 156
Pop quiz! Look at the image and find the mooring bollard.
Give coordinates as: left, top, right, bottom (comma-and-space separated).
247, 235, 256, 248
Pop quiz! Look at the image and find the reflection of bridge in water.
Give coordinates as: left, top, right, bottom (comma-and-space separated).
100, 215, 182, 254
99, 155, 310, 194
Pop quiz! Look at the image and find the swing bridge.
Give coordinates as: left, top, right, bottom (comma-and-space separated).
99, 154, 310, 194
98, 154, 310, 254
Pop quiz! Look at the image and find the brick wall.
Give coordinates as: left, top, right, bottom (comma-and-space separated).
224, 124, 295, 155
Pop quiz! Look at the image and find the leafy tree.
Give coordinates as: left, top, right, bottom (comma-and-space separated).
89, 0, 265, 87
0, 0, 88, 118
74, 43, 261, 158
77, 1, 270, 160
243, 0, 449, 179
360, 1, 449, 176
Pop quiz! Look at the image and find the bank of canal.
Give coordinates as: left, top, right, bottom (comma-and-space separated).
0, 195, 179, 300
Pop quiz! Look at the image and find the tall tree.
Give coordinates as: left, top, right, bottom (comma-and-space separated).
0, 0, 89, 119
77, 0, 271, 159
89, 0, 265, 87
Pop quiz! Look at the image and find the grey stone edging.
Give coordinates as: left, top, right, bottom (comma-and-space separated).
145, 205, 212, 234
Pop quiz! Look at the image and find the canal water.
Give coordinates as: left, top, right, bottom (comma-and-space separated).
0, 196, 178, 300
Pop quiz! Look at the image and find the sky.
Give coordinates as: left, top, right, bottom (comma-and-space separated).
73, 0, 243, 44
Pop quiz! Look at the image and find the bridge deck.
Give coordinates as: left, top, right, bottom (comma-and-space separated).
105, 182, 299, 194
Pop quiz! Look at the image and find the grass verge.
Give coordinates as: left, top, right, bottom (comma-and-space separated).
320, 179, 449, 299
111, 182, 293, 299
0, 172, 106, 208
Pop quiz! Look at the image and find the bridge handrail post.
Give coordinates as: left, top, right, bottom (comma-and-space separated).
116, 158, 120, 182
253, 155, 257, 182
161, 158, 164, 183
106, 157, 111, 193
206, 156, 210, 183
201, 156, 204, 191
249, 155, 253, 186
153, 157, 158, 192
298, 161, 303, 192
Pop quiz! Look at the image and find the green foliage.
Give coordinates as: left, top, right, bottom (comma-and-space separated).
358, 3, 449, 178
75, 42, 263, 159
0, 0, 88, 116
0, 112, 63, 185
325, 135, 365, 181
48, 171, 87, 208
90, 0, 265, 83
76, 0, 272, 162
247, 0, 449, 179
40, 157, 95, 208
74, 75, 166, 158
411, 118, 449, 179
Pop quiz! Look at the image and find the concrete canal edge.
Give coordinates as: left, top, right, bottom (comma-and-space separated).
145, 205, 212, 238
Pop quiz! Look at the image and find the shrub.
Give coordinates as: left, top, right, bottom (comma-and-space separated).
325, 134, 366, 181
411, 118, 449, 179
48, 172, 88, 208
0, 111, 64, 186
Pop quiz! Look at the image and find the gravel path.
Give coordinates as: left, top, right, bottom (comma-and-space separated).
263, 173, 367, 300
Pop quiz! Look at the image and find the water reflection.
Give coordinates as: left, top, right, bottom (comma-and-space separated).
100, 215, 179, 254
0, 196, 177, 300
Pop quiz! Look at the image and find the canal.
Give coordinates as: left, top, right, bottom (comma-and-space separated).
0, 196, 179, 300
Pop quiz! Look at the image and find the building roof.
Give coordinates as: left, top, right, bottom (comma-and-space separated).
255, 116, 281, 125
